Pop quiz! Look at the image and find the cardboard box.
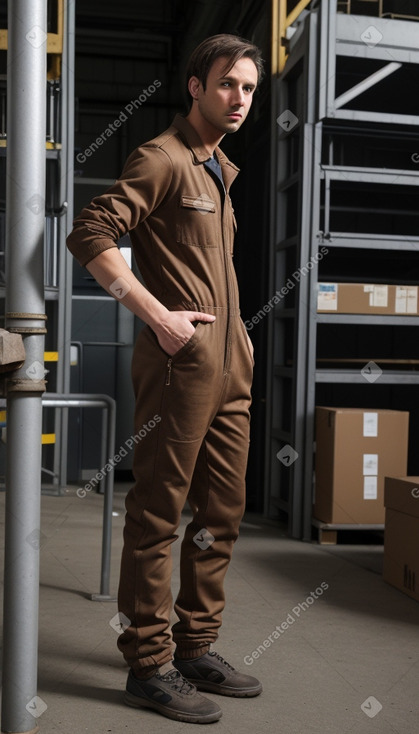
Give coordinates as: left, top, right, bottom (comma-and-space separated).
383, 476, 419, 602
317, 282, 419, 315
314, 408, 409, 524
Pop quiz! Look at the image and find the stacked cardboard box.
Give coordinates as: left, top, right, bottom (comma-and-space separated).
317, 282, 419, 315
314, 407, 409, 524
383, 477, 419, 602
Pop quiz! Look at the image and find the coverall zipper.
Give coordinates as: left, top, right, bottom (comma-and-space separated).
222, 196, 232, 374
166, 358, 172, 386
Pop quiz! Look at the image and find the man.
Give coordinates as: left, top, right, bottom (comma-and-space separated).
67, 33, 263, 724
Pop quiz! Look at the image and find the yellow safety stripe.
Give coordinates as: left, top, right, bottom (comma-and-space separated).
41, 434, 56, 445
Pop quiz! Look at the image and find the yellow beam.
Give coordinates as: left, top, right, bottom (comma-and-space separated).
0, 1, 64, 53
44, 351, 59, 362
0, 410, 56, 447
42, 434, 56, 445
279, 0, 287, 75
272, 0, 279, 75
286, 0, 312, 28
1, 141, 62, 150
276, 0, 313, 73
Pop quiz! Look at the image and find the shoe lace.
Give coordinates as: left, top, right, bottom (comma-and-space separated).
157, 669, 195, 695
208, 651, 235, 671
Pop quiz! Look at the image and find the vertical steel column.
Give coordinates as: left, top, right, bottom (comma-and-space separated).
55, 0, 75, 491
2, 1, 47, 732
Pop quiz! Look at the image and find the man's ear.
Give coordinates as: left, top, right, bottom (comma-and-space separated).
188, 76, 201, 101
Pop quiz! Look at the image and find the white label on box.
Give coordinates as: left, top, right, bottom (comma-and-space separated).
317, 283, 337, 311
407, 286, 418, 314
364, 476, 378, 500
369, 285, 388, 308
363, 454, 378, 475
395, 285, 418, 314
363, 412, 378, 437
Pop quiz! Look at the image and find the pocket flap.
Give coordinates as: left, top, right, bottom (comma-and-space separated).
181, 194, 216, 213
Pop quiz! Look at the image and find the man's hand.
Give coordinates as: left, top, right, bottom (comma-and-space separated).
154, 311, 216, 356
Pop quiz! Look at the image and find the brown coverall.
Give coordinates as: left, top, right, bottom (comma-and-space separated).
67, 114, 254, 676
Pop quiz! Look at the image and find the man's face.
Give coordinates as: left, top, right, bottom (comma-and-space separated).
191, 56, 258, 135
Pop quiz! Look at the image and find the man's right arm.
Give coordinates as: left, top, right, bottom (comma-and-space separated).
67, 146, 215, 356
85, 248, 215, 356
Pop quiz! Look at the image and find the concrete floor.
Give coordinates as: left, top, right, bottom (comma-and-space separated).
0, 484, 418, 734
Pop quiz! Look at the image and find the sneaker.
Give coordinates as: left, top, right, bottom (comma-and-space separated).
174, 651, 262, 698
124, 667, 222, 723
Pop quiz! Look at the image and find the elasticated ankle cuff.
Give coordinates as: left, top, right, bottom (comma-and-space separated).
175, 643, 211, 660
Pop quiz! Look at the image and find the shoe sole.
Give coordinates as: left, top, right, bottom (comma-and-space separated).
124, 691, 222, 724
187, 681, 263, 698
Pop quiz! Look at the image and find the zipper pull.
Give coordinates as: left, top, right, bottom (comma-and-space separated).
166, 358, 172, 386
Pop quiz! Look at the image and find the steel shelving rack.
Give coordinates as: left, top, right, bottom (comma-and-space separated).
265, 0, 419, 539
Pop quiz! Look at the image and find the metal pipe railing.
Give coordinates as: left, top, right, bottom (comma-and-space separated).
1, 391, 117, 600
40, 393, 117, 602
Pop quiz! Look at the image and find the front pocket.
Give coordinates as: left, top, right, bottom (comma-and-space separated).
176, 194, 218, 248
170, 321, 205, 363
240, 319, 255, 366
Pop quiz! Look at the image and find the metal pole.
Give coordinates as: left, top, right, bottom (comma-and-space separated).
55, 0, 76, 491
2, 0, 47, 732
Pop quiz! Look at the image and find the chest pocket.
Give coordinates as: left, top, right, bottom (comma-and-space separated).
176, 194, 218, 248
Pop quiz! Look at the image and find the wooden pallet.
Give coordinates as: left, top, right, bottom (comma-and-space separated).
312, 517, 384, 545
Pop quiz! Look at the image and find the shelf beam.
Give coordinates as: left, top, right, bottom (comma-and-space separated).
316, 369, 419, 384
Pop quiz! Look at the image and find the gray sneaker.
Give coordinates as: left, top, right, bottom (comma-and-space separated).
124, 667, 222, 723
174, 651, 262, 697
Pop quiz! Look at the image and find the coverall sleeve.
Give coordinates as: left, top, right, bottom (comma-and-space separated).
66, 145, 173, 267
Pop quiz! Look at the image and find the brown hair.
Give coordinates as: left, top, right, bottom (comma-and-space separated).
185, 33, 264, 106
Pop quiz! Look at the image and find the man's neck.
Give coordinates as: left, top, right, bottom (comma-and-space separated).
185, 107, 224, 157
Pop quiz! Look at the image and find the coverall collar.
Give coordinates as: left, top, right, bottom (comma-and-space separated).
172, 114, 240, 193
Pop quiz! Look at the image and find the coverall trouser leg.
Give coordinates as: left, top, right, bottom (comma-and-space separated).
117, 311, 253, 677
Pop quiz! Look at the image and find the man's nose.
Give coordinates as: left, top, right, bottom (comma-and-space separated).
231, 87, 245, 106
